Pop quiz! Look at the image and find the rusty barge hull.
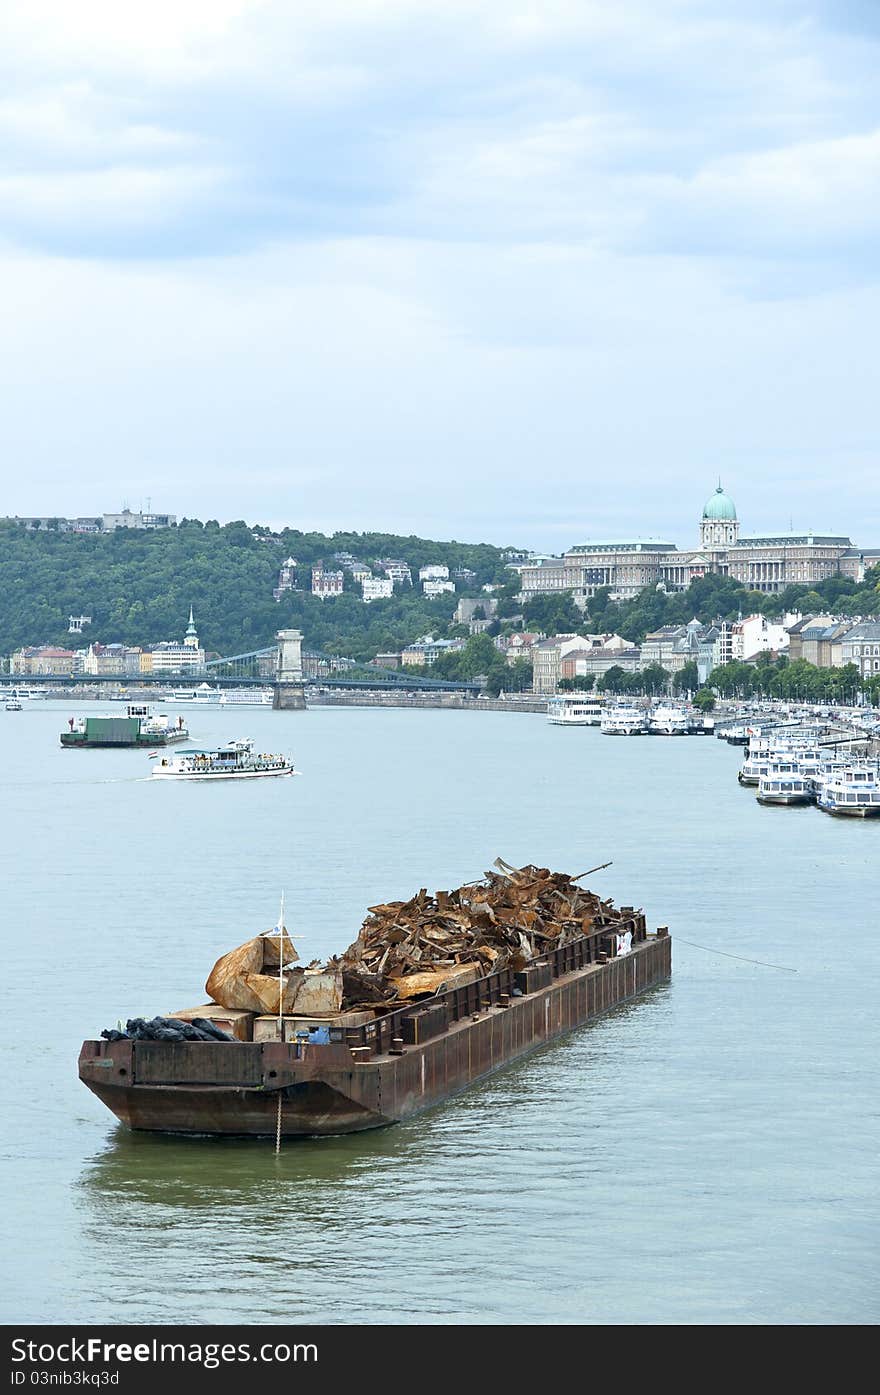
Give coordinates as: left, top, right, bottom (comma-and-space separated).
80, 933, 671, 1138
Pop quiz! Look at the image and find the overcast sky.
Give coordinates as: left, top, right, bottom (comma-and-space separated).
1, 1, 878, 550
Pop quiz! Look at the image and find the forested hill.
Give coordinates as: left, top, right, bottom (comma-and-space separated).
0, 520, 517, 660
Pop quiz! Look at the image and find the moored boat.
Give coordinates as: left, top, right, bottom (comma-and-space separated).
547, 695, 604, 726
649, 702, 690, 735
151, 737, 295, 779
166, 683, 273, 706
756, 763, 814, 806
600, 702, 648, 735
816, 763, 880, 818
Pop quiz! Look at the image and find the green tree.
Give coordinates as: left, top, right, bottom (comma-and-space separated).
693, 688, 716, 712
521, 591, 583, 636
673, 660, 699, 694
558, 674, 595, 692
638, 662, 671, 695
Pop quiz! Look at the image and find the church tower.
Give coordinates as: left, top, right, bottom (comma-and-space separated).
184, 606, 199, 650
700, 483, 739, 551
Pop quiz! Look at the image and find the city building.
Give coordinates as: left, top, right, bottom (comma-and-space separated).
497, 632, 542, 667
82, 643, 137, 676
362, 577, 394, 603
273, 557, 298, 601
311, 566, 344, 599
68, 615, 92, 634
370, 652, 401, 669
559, 637, 641, 683
641, 620, 720, 684
419, 565, 450, 583
401, 636, 461, 667
147, 609, 206, 675
423, 579, 456, 598
375, 559, 412, 587
532, 635, 595, 694
713, 613, 796, 668
4, 510, 175, 532
785, 616, 853, 668
839, 622, 880, 679
4, 516, 102, 533
516, 485, 860, 603
11, 646, 77, 675
102, 509, 176, 530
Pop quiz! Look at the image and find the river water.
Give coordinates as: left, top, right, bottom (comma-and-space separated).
0, 702, 877, 1325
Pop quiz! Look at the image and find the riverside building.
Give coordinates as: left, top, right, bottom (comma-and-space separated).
516, 485, 868, 603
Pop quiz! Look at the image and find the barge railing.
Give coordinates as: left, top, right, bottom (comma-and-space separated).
344, 910, 650, 1058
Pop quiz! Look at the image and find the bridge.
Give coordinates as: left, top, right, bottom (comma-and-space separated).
5, 629, 482, 701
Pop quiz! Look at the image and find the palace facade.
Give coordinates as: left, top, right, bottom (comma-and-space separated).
515, 485, 874, 603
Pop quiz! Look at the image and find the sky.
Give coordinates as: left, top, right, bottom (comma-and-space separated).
0, 0, 878, 550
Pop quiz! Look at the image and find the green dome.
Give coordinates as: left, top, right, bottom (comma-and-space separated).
702, 484, 736, 521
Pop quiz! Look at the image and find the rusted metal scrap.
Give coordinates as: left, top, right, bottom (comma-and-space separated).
200, 861, 640, 1018
336, 859, 640, 1008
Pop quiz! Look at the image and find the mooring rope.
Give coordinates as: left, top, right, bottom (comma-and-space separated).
275, 1090, 283, 1154
674, 936, 797, 972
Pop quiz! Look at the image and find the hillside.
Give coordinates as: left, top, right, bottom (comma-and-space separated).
0, 519, 519, 660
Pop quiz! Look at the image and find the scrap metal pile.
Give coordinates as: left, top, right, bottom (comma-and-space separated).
335, 858, 633, 1009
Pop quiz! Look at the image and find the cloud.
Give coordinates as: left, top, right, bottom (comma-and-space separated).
0, 2, 878, 546
0, 0, 877, 264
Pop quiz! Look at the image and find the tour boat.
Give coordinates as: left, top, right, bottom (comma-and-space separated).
600, 703, 648, 736
166, 683, 273, 706
756, 763, 814, 806
816, 764, 880, 818
648, 702, 690, 736
151, 738, 296, 779
5, 695, 23, 711
547, 695, 604, 726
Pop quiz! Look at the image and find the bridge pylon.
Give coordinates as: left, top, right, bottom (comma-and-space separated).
273, 629, 306, 710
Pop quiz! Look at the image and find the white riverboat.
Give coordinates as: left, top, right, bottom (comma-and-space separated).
756, 761, 814, 806
3, 685, 48, 704
600, 703, 648, 736
816, 763, 880, 818
151, 738, 295, 780
649, 702, 690, 736
547, 695, 604, 726
165, 684, 273, 706
5, 695, 23, 711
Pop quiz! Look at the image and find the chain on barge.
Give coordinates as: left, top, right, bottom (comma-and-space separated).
79, 918, 671, 1139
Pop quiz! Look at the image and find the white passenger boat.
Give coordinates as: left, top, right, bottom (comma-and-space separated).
600, 703, 648, 736
166, 683, 273, 706
5, 695, 23, 711
151, 738, 295, 780
756, 761, 814, 806
816, 764, 880, 818
547, 695, 604, 726
649, 702, 690, 735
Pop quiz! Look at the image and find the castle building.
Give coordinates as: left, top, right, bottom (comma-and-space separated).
516, 485, 862, 603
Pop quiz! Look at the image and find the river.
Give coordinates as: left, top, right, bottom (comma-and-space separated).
0, 702, 877, 1324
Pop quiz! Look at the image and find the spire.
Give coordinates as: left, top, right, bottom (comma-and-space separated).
184, 605, 199, 649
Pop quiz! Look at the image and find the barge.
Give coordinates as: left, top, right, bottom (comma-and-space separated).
79, 917, 671, 1138
61, 703, 188, 748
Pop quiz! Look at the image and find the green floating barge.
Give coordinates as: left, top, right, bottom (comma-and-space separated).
61, 703, 189, 748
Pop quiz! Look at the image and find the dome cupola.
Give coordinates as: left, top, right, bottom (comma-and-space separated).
702, 483, 737, 522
